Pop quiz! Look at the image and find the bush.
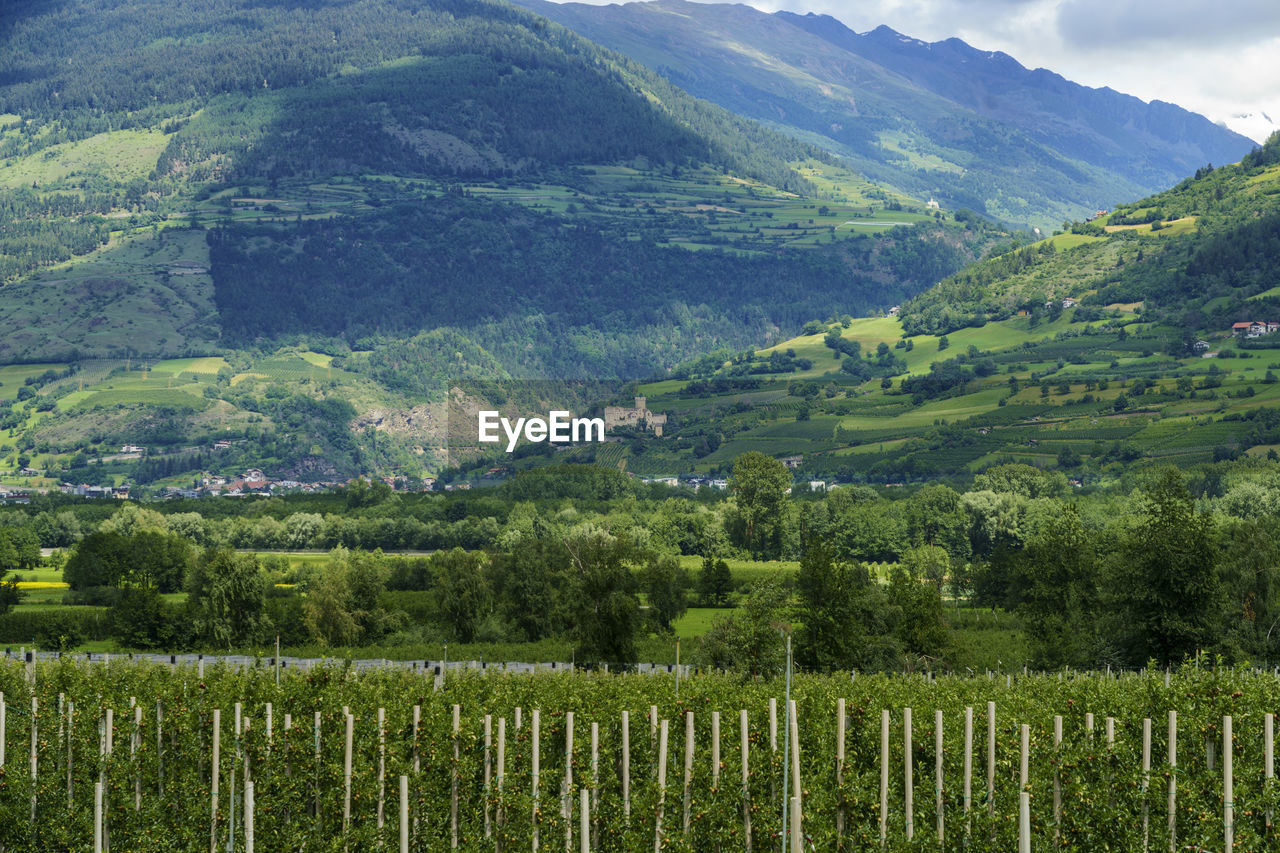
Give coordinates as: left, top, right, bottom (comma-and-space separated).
0, 608, 110, 644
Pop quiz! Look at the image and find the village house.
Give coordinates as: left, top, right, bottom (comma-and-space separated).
1232, 321, 1280, 338
780, 454, 803, 469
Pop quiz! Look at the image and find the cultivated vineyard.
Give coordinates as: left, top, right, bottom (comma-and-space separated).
1, 658, 1279, 850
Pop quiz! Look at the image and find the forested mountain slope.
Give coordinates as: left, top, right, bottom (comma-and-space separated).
516, 0, 1254, 230
0, 0, 1005, 374
900, 133, 1280, 336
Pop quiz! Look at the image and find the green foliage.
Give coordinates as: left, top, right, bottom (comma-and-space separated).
795, 538, 897, 672
729, 451, 792, 558
564, 527, 643, 667
431, 548, 493, 644
696, 554, 733, 607
642, 553, 688, 631
63, 529, 193, 593
1113, 470, 1221, 665
698, 575, 788, 678
887, 566, 952, 662
902, 134, 1280, 335
186, 547, 270, 649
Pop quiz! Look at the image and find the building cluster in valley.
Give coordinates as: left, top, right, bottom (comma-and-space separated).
1231, 321, 1280, 338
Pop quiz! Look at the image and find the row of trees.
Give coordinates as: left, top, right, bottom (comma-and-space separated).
12, 453, 1280, 670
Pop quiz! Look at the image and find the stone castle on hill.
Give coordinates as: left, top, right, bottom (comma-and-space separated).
603, 396, 667, 436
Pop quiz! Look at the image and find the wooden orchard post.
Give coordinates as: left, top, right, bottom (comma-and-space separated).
484, 714, 493, 840
682, 711, 694, 836
654, 719, 668, 853
245, 780, 255, 853
741, 710, 752, 853
564, 711, 575, 853
711, 712, 720, 789
210, 709, 221, 853
497, 717, 507, 851
621, 710, 631, 820
986, 702, 996, 818
935, 709, 944, 844
532, 709, 541, 853
1267, 712, 1275, 833
1142, 717, 1152, 849
1168, 710, 1177, 853
904, 706, 914, 841
452, 704, 461, 850
879, 709, 889, 846
1053, 715, 1063, 844
836, 699, 846, 840
963, 706, 973, 835
400, 776, 410, 853
1224, 715, 1233, 853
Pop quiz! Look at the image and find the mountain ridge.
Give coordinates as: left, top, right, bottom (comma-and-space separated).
516, 0, 1255, 228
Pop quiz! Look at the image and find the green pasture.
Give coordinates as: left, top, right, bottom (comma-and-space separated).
671, 607, 733, 639
0, 128, 169, 189
1044, 234, 1105, 250
150, 356, 229, 376
0, 363, 68, 395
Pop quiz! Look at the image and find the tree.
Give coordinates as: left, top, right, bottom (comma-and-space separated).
901, 545, 949, 592
643, 554, 688, 631
111, 585, 181, 650
1113, 470, 1220, 665
0, 525, 40, 574
795, 537, 896, 672
63, 531, 130, 589
64, 529, 191, 592
887, 568, 952, 664
698, 576, 789, 679
563, 527, 642, 667
974, 463, 1067, 498
904, 484, 970, 560
127, 531, 195, 593
491, 538, 569, 642
729, 451, 791, 558
188, 549, 270, 649
0, 527, 29, 614
697, 554, 733, 606
961, 489, 1023, 559
1015, 504, 1100, 668
432, 548, 492, 644
302, 547, 396, 646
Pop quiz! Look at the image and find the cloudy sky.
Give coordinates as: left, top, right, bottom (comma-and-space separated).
575, 0, 1280, 143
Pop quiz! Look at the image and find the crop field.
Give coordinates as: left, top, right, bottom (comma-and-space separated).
0, 659, 1276, 851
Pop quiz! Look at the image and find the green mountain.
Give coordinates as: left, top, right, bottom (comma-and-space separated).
0, 0, 1016, 482
515, 0, 1255, 230
901, 135, 1280, 335
441, 135, 1280, 485
0, 0, 1007, 376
